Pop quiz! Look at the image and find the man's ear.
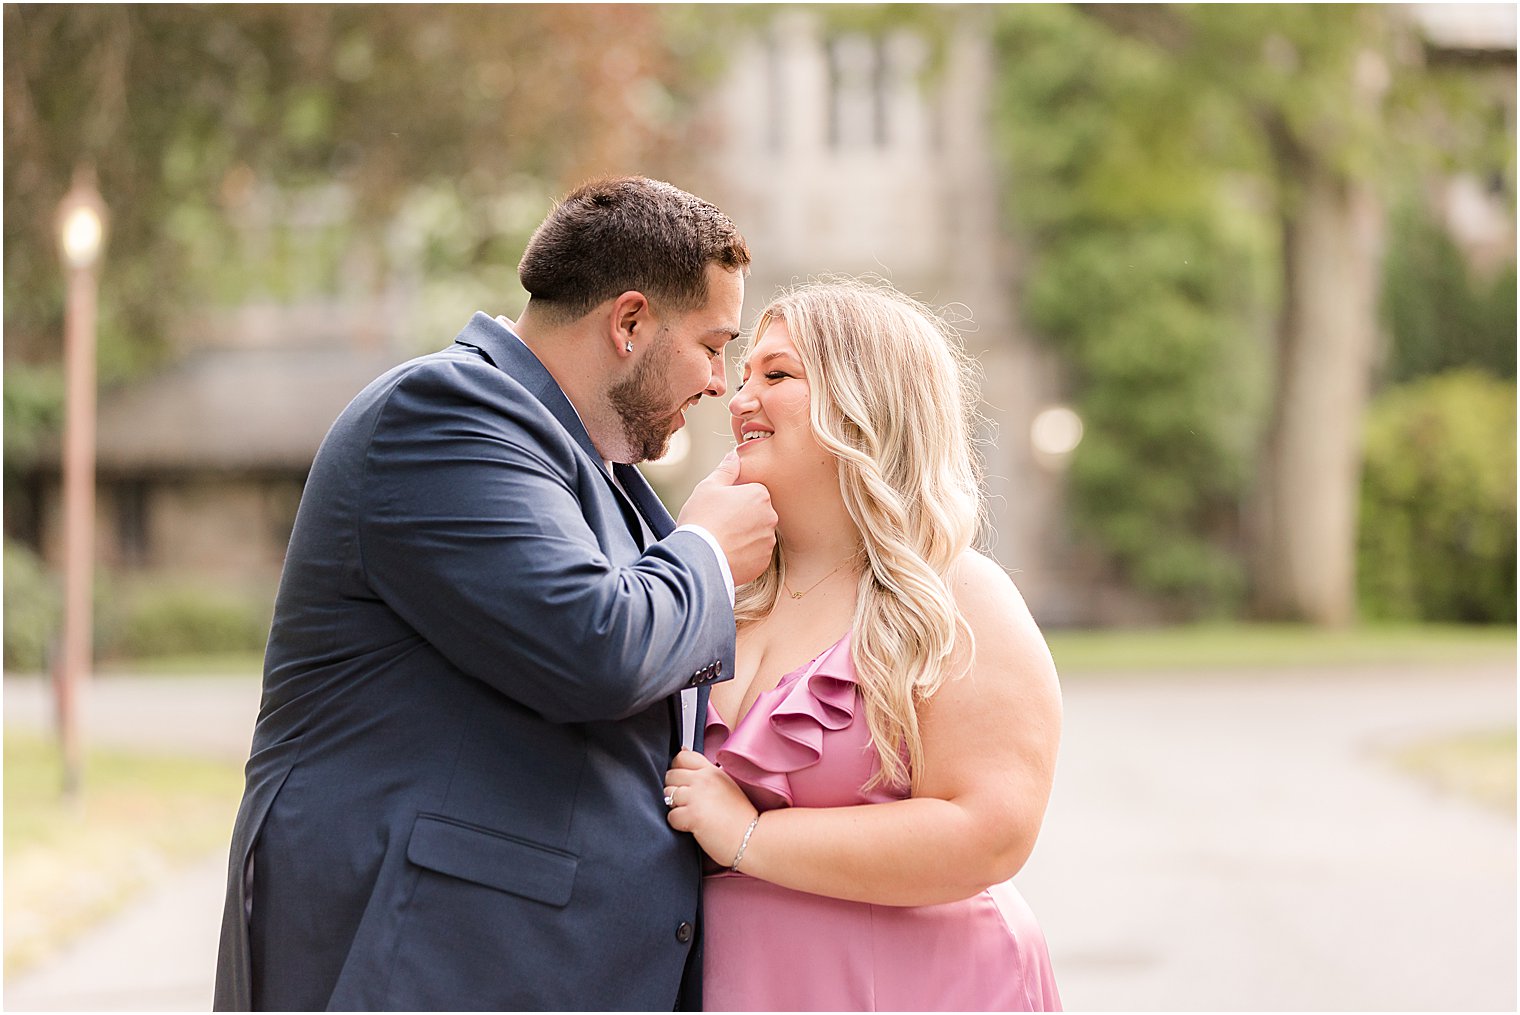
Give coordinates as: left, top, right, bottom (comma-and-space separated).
610, 290, 651, 357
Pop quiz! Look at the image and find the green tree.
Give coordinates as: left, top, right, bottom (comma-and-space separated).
992, 5, 1271, 616
994, 4, 1508, 623
4, 4, 705, 382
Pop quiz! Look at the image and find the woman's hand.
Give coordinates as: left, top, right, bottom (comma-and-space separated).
664, 750, 758, 867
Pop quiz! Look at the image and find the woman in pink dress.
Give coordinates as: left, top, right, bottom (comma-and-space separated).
664, 278, 1064, 1012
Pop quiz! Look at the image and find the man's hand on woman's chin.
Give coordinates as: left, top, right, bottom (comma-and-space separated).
677, 451, 777, 585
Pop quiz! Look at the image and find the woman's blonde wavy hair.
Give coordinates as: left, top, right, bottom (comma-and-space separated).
734, 276, 986, 791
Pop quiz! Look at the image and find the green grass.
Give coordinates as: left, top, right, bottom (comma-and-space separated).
1391, 727, 1517, 814
96, 648, 265, 677
59, 625, 1520, 680
3, 734, 245, 977
1045, 622, 1515, 674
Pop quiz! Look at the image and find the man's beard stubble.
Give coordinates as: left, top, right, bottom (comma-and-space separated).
607, 332, 680, 464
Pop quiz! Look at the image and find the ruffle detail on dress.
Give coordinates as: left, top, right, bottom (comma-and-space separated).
706, 632, 858, 810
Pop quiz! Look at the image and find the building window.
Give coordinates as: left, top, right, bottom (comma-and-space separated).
116, 479, 151, 566
827, 34, 887, 151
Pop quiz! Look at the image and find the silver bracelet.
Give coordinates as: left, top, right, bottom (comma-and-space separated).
729, 814, 760, 872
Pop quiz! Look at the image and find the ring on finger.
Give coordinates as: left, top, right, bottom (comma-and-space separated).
664, 789, 676, 808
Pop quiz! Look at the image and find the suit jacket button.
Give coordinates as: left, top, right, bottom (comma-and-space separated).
675, 921, 694, 944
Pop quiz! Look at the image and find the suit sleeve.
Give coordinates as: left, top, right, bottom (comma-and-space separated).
356, 357, 734, 724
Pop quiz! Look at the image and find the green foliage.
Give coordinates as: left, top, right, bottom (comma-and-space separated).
1381, 201, 1517, 382
1358, 371, 1517, 623
3, 540, 60, 671
2, 554, 273, 667
4, 5, 702, 375
992, 4, 1509, 619
2, 365, 64, 477
4, 7, 716, 564
97, 581, 270, 660
993, 5, 1272, 614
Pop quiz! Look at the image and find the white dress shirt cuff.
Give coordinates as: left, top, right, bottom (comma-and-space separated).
674, 524, 735, 606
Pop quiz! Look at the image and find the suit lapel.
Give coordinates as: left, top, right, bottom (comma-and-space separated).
454, 313, 670, 545
613, 463, 676, 539
610, 467, 701, 756
612, 469, 690, 755
452, 312, 604, 465
692, 686, 710, 754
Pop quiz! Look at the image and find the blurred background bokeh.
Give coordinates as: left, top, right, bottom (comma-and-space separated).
3, 4, 1514, 1010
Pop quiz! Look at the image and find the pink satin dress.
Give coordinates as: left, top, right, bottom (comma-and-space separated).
701, 632, 1062, 1012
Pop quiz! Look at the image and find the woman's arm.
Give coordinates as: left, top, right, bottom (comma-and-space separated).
665, 551, 1063, 907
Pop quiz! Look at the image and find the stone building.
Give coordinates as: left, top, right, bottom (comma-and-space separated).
18, 309, 413, 600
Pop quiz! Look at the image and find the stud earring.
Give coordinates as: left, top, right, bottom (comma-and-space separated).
625, 342, 634, 353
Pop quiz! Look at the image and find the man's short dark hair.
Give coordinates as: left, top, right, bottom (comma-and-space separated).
518, 176, 751, 321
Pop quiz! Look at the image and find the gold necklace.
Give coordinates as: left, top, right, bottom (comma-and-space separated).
783, 559, 851, 600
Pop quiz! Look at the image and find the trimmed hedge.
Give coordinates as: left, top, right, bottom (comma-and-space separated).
99, 582, 270, 660
1358, 370, 1517, 623
3, 540, 60, 671
1, 553, 271, 668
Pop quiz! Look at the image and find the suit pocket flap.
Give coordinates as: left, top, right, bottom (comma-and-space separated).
406, 814, 577, 907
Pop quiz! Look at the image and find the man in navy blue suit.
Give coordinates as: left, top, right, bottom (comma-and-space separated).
214, 177, 775, 1011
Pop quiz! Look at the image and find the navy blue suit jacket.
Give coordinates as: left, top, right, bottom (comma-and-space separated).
213, 313, 733, 1011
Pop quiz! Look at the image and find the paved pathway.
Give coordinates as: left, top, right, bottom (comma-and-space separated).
3, 656, 1514, 1011
4, 675, 257, 1011
2, 852, 225, 1012
1020, 657, 1516, 1011
3, 673, 260, 761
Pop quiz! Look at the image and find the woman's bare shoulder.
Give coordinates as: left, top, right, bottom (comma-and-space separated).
949, 550, 1030, 618
947, 549, 1056, 685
